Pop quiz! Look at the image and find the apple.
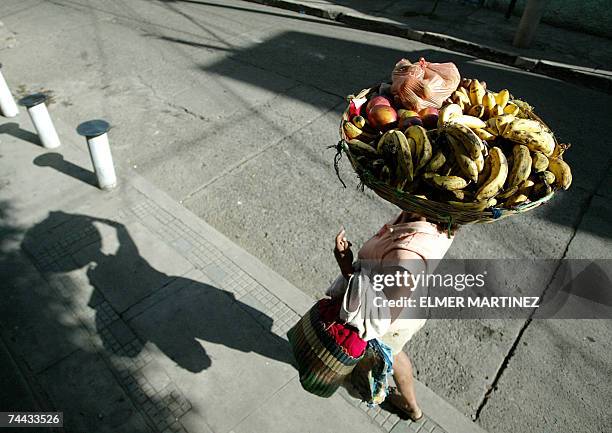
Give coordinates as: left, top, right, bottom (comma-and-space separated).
366, 95, 392, 115
367, 105, 397, 130
419, 107, 439, 129
398, 116, 423, 130
398, 109, 423, 129
398, 109, 419, 118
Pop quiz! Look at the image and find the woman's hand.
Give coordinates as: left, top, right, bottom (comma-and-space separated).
334, 227, 354, 279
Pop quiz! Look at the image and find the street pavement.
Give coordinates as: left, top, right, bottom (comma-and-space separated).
0, 102, 481, 433
0, 0, 611, 432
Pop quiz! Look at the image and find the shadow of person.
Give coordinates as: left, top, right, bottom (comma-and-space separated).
22, 211, 295, 373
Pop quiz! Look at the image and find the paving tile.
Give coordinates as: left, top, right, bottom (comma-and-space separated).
232, 377, 384, 433
38, 350, 152, 433
128, 281, 296, 432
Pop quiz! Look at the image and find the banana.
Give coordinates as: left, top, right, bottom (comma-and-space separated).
505, 118, 546, 134
343, 120, 363, 139
438, 103, 463, 126
451, 90, 471, 108
506, 145, 532, 189
505, 193, 529, 208
457, 85, 471, 101
497, 186, 518, 200
477, 156, 492, 187
482, 93, 496, 111
547, 157, 572, 190
447, 189, 466, 201
475, 147, 508, 200
519, 178, 535, 191
491, 104, 504, 117
495, 89, 510, 108
469, 80, 486, 106
531, 151, 549, 172
541, 170, 556, 185
380, 130, 414, 183
503, 103, 520, 116
405, 125, 432, 172
444, 123, 483, 160
426, 151, 446, 172
504, 128, 555, 156
447, 199, 495, 212
417, 135, 432, 172
531, 180, 553, 200
485, 118, 499, 135
475, 150, 485, 173
352, 115, 366, 129
451, 114, 487, 129
347, 139, 378, 157
430, 174, 469, 191
447, 135, 479, 182
468, 104, 485, 118
407, 136, 417, 157
518, 179, 535, 198
494, 114, 516, 137
473, 128, 496, 141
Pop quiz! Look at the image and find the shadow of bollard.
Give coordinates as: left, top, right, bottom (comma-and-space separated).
33, 153, 98, 187
0, 122, 41, 146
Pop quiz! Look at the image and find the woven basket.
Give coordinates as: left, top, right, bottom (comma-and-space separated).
287, 301, 364, 398
338, 85, 558, 225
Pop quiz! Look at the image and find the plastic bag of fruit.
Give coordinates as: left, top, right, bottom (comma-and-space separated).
391, 58, 460, 112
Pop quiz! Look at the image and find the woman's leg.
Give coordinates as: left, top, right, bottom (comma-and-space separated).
388, 351, 423, 421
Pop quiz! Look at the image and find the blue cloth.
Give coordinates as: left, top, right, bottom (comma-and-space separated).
366, 339, 394, 407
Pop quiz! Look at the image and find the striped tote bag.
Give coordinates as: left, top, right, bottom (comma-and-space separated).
287, 298, 366, 398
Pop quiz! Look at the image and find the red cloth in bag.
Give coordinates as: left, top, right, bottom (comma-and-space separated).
317, 298, 367, 358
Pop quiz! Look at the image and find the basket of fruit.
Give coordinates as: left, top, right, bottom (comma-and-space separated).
337, 60, 572, 225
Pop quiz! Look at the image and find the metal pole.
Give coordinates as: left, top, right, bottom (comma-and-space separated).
0, 64, 19, 117
513, 0, 547, 48
19, 93, 61, 149
77, 120, 117, 190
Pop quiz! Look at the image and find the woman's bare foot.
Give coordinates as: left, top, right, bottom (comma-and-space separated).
386, 387, 424, 421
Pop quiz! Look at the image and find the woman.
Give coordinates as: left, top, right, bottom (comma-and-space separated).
330, 211, 455, 421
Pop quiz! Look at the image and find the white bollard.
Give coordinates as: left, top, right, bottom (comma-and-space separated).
0, 63, 19, 117
19, 93, 61, 149
77, 120, 117, 190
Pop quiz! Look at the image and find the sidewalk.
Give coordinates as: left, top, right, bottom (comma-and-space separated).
243, 0, 612, 93
0, 116, 486, 433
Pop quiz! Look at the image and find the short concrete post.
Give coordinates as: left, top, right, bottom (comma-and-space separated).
0, 63, 19, 117
513, 0, 547, 48
19, 93, 61, 149
77, 120, 116, 190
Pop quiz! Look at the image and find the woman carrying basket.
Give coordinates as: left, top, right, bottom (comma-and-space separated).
330, 211, 454, 421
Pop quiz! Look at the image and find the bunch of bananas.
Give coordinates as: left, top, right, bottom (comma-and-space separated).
344, 78, 572, 214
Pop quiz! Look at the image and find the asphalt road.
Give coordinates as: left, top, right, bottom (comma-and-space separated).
1, 1, 611, 431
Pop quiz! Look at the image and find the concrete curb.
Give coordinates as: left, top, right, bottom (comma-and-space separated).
243, 0, 612, 94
